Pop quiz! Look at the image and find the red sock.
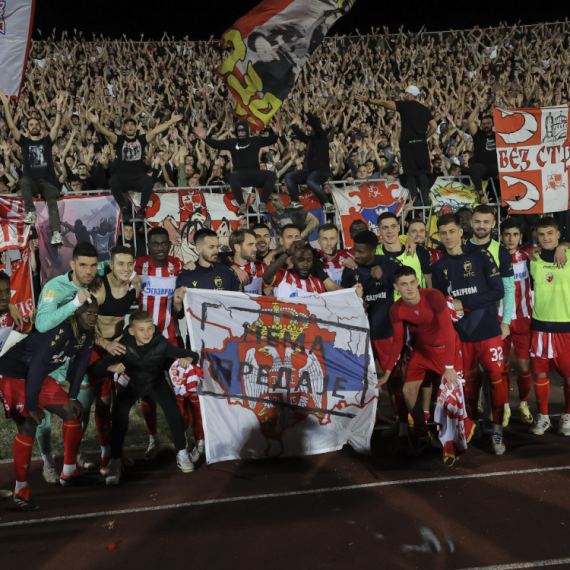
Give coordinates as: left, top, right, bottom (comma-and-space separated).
534, 378, 550, 416
563, 382, 570, 414
94, 403, 112, 447
141, 398, 157, 435
176, 395, 190, 430
489, 371, 508, 425
517, 371, 532, 403
189, 395, 204, 440
62, 419, 82, 467
503, 370, 511, 391
13, 434, 34, 484
463, 373, 481, 422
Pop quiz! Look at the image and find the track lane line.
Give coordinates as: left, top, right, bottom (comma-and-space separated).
458, 558, 570, 569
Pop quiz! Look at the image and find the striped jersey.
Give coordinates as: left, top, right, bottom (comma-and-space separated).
273, 269, 325, 298
233, 259, 267, 295
499, 247, 532, 321
135, 255, 183, 343
315, 248, 353, 285
0, 312, 15, 352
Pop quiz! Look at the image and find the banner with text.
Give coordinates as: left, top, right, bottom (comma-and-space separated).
0, 0, 35, 97
215, 0, 356, 130
494, 105, 570, 214
184, 289, 377, 463
330, 181, 408, 248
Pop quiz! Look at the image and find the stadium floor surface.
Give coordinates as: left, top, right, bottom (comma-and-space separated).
1, 412, 570, 570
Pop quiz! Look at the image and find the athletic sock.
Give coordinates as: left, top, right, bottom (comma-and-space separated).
493, 424, 503, 436
35, 410, 52, 457
176, 395, 190, 430
504, 403, 510, 410
424, 410, 430, 422
463, 374, 481, 422
101, 445, 111, 458
77, 384, 94, 432
141, 398, 157, 436
62, 418, 82, 475
13, 434, 34, 490
534, 378, 550, 416
517, 371, 532, 403
15, 481, 29, 494
41, 453, 54, 468
189, 395, 204, 440
489, 372, 508, 425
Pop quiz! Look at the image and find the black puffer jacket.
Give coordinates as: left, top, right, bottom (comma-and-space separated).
94, 328, 197, 398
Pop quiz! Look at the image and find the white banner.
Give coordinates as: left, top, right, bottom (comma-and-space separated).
0, 0, 35, 97
184, 289, 377, 463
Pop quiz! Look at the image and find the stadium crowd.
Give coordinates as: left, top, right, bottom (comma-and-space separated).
1, 21, 570, 513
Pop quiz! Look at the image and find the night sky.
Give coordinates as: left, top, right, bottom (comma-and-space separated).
32, 0, 567, 41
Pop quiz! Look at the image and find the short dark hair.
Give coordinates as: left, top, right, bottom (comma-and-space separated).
536, 217, 559, 231
456, 206, 472, 215
129, 310, 154, 325
394, 266, 417, 282
377, 211, 398, 226
353, 230, 378, 249
194, 228, 218, 246
281, 224, 301, 234
437, 213, 460, 229
481, 114, 494, 122
500, 218, 524, 234
408, 217, 426, 228
318, 223, 338, 235
229, 229, 256, 251
73, 242, 98, 260
147, 227, 170, 242
472, 205, 496, 218
251, 223, 270, 232
110, 245, 134, 260
0, 271, 10, 285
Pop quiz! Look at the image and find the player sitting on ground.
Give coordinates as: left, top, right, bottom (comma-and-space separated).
0, 300, 99, 510
93, 310, 198, 484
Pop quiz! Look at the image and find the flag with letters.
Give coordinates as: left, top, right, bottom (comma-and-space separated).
0, 0, 36, 97
494, 104, 570, 214
215, 0, 356, 130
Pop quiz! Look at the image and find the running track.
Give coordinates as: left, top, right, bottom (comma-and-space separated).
1, 419, 570, 570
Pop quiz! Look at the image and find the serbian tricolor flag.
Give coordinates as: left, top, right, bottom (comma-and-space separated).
215, 0, 356, 130
494, 104, 570, 214
0, 0, 36, 97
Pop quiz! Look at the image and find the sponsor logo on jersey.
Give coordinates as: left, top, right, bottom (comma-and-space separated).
546, 273, 554, 282
451, 286, 477, 296
43, 290, 57, 303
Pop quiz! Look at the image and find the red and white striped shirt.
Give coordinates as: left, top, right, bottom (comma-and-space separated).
0, 312, 15, 353
273, 269, 326, 298
315, 248, 353, 285
500, 247, 532, 321
233, 259, 267, 295
135, 255, 183, 343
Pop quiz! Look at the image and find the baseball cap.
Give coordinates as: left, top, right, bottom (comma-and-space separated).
405, 85, 420, 97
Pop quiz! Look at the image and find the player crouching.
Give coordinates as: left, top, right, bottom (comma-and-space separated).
0, 300, 99, 511
93, 310, 198, 484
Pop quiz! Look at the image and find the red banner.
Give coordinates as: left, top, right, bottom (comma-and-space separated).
494, 104, 570, 214
9, 245, 34, 319
0, 196, 30, 250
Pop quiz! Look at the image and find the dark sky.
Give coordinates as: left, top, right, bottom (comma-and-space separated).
33, 0, 567, 41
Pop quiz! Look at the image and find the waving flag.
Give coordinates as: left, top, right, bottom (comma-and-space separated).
494, 105, 570, 214
184, 289, 377, 463
0, 0, 35, 97
216, 0, 356, 130
0, 196, 31, 250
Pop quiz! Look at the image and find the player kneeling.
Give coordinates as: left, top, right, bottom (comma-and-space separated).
93, 310, 198, 484
0, 300, 99, 511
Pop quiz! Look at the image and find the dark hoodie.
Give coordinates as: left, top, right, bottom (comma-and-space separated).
94, 327, 197, 398
291, 112, 330, 173
204, 121, 278, 171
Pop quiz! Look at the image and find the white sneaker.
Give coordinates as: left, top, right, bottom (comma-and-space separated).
237, 204, 247, 216
106, 458, 122, 485
42, 464, 59, 485
289, 201, 303, 209
530, 413, 552, 435
23, 212, 37, 224
323, 203, 335, 213
144, 437, 160, 460
258, 203, 268, 214
51, 231, 63, 246
491, 433, 506, 455
190, 439, 205, 464
77, 449, 95, 470
558, 414, 570, 436
176, 449, 195, 473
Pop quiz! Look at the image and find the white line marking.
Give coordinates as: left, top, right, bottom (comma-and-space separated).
458, 558, 570, 569
0, 465, 569, 528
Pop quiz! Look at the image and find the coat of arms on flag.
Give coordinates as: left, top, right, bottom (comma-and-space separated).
184, 289, 377, 463
494, 104, 570, 214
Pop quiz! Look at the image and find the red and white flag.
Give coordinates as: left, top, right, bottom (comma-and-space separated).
0, 0, 36, 97
494, 105, 570, 214
9, 245, 34, 319
216, 0, 356, 130
0, 196, 31, 250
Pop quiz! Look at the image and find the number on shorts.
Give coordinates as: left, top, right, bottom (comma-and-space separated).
490, 347, 503, 362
